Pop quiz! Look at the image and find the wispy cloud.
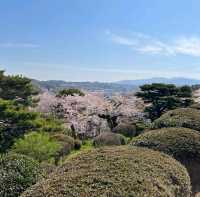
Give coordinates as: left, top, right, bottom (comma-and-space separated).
107, 30, 200, 57
106, 30, 137, 46
173, 37, 200, 56
0, 43, 40, 48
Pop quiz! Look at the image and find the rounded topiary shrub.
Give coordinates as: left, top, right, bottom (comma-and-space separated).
131, 127, 200, 194
93, 132, 126, 147
112, 123, 137, 138
51, 134, 75, 154
153, 108, 200, 131
113, 122, 148, 138
21, 146, 191, 197
0, 153, 41, 197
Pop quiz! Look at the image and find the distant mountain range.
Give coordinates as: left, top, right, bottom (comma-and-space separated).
33, 77, 200, 94
116, 77, 200, 86
32, 79, 138, 94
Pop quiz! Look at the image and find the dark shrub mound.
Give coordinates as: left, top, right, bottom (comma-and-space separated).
131, 127, 200, 194
22, 146, 191, 197
153, 108, 200, 131
113, 122, 148, 138
74, 139, 82, 150
112, 123, 137, 138
50, 134, 75, 164
51, 134, 75, 154
190, 103, 200, 110
0, 154, 41, 197
93, 132, 126, 147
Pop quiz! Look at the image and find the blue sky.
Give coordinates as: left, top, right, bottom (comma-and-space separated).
1, 0, 200, 82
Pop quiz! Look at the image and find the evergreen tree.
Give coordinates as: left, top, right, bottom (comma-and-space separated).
136, 83, 193, 120
0, 70, 38, 106
0, 99, 39, 152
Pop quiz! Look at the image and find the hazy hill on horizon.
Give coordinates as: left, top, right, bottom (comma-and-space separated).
32, 77, 200, 94
116, 77, 200, 86
32, 79, 138, 94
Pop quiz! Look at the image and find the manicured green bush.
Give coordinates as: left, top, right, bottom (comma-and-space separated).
132, 127, 200, 161
113, 122, 148, 138
153, 108, 200, 131
93, 132, 126, 147
51, 134, 75, 154
0, 153, 41, 197
112, 123, 137, 138
21, 146, 191, 197
131, 127, 200, 194
12, 132, 61, 163
50, 134, 75, 165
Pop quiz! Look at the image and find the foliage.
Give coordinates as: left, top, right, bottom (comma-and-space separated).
0, 70, 38, 106
39, 162, 56, 178
112, 123, 136, 138
22, 146, 191, 197
0, 99, 39, 152
12, 132, 61, 163
153, 108, 200, 131
34, 115, 65, 133
131, 127, 200, 194
50, 134, 75, 165
93, 132, 127, 147
36, 91, 143, 138
190, 102, 200, 110
135, 121, 149, 134
131, 127, 200, 162
191, 84, 200, 91
74, 139, 82, 150
112, 122, 148, 138
0, 99, 65, 153
56, 88, 85, 97
136, 83, 193, 120
0, 153, 41, 197
66, 140, 93, 161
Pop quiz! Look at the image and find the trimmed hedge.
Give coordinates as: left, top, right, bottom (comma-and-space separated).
131, 127, 200, 161
50, 134, 75, 165
22, 146, 191, 197
112, 123, 137, 138
0, 154, 41, 197
93, 132, 126, 147
51, 134, 75, 154
131, 127, 200, 194
153, 108, 200, 131
113, 122, 148, 138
